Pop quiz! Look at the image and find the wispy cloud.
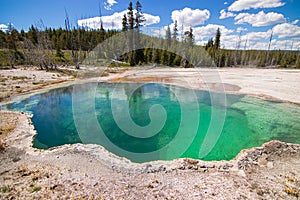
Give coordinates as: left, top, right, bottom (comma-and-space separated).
291, 20, 299, 25
236, 27, 247, 33
219, 9, 236, 19
104, 0, 117, 10
228, 0, 285, 11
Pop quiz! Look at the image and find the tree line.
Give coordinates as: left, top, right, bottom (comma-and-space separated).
0, 21, 118, 69
0, 1, 299, 69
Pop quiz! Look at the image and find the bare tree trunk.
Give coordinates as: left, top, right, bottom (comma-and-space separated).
266, 30, 273, 66
235, 32, 242, 66
65, 10, 81, 69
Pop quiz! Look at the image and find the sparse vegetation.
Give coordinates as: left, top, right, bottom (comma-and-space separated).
31, 186, 41, 193
32, 81, 44, 85
284, 174, 300, 197
0, 140, 6, 151
11, 76, 28, 81
1, 185, 8, 193
0, 75, 8, 82
0, 112, 18, 140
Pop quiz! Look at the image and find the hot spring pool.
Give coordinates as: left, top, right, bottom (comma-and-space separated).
3, 82, 300, 162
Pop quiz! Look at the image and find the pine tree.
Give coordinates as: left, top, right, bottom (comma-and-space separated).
99, 22, 105, 42
172, 20, 178, 41
165, 25, 171, 48
213, 28, 221, 66
205, 38, 214, 50
214, 28, 221, 50
28, 25, 39, 45
127, 2, 135, 65
135, 1, 145, 32
122, 14, 128, 32
127, 2, 134, 30
55, 45, 65, 63
184, 26, 194, 47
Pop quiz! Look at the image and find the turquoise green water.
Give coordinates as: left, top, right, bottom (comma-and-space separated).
3, 82, 300, 162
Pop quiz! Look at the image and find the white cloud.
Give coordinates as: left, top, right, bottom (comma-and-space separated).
235, 11, 286, 27
171, 7, 210, 27
244, 39, 300, 50
219, 35, 240, 49
228, 0, 285, 11
272, 23, 300, 38
223, 31, 300, 50
215, 30, 272, 49
143, 13, 160, 26
193, 24, 234, 42
224, 2, 228, 5
0, 24, 8, 31
245, 30, 273, 41
78, 10, 160, 30
220, 32, 268, 50
219, 9, 236, 19
236, 27, 247, 33
193, 24, 300, 50
271, 40, 300, 50
143, 27, 167, 38
291, 20, 299, 25
104, 0, 117, 10
199, 26, 300, 50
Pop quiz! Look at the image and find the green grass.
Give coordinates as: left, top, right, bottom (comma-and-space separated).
32, 81, 44, 85
1, 185, 8, 193
31, 186, 41, 193
11, 76, 28, 80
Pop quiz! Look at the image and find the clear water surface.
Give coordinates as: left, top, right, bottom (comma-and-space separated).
3, 82, 300, 162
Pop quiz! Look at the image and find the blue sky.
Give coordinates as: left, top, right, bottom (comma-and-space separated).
1, 0, 299, 49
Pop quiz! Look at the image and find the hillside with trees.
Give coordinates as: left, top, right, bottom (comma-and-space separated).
0, 1, 299, 69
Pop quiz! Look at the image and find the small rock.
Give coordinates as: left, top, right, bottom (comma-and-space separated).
184, 158, 199, 165
147, 183, 154, 188
267, 162, 274, 169
199, 164, 207, 168
12, 157, 21, 162
223, 163, 233, 169
258, 157, 268, 165
238, 170, 246, 178
257, 189, 264, 196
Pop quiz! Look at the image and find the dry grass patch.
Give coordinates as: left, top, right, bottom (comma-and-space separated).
0, 111, 19, 141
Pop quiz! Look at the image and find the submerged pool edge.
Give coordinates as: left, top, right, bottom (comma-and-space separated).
4, 110, 300, 172
2, 81, 300, 162
1, 79, 299, 107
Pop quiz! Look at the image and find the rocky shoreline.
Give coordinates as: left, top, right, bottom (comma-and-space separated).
0, 111, 300, 199
1, 67, 300, 199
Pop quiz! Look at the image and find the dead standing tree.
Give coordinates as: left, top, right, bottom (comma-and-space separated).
266, 30, 273, 66
235, 32, 242, 66
5, 22, 18, 68
65, 10, 81, 69
22, 22, 57, 70
37, 21, 57, 70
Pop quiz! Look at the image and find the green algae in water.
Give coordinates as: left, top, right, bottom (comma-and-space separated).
2, 82, 300, 163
